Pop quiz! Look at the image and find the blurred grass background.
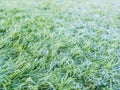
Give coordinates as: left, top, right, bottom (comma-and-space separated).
0, 0, 120, 90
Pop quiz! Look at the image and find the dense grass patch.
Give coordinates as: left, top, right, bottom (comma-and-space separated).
0, 0, 120, 90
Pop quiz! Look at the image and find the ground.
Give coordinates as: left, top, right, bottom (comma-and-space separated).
0, 0, 120, 90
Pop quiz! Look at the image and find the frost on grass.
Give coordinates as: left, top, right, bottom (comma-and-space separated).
0, 0, 120, 90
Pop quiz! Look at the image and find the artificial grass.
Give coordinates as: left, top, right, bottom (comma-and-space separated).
0, 0, 120, 90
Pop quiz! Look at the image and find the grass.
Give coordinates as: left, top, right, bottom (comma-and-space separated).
0, 0, 120, 90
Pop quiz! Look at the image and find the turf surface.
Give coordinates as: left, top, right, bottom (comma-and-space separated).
0, 0, 120, 90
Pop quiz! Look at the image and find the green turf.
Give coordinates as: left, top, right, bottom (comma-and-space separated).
0, 0, 120, 90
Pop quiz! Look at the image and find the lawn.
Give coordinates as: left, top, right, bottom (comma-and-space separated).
0, 0, 120, 90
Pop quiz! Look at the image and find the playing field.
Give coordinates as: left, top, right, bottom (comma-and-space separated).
0, 0, 120, 90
